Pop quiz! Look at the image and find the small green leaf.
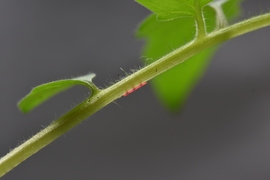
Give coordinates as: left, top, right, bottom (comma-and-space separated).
135, 0, 213, 20
136, 0, 241, 111
18, 73, 98, 113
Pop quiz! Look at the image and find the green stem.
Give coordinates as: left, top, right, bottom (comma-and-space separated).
194, 1, 207, 39
1, 12, 270, 177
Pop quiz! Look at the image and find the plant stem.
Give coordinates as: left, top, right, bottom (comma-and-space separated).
194, 1, 207, 39
1, 12, 270, 177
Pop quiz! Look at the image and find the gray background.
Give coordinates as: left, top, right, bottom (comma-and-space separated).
1, 0, 270, 179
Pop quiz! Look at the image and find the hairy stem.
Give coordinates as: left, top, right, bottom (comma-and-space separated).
1, 12, 270, 177
194, 1, 207, 38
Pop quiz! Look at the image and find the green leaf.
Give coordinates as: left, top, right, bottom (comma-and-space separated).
135, 0, 213, 20
18, 73, 98, 113
136, 0, 241, 111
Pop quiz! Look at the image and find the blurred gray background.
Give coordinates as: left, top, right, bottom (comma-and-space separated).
1, 0, 270, 179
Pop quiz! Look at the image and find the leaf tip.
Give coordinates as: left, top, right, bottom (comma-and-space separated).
17, 98, 33, 114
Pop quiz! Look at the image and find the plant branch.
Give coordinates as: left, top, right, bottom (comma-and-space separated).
1, 12, 270, 177
194, 1, 207, 38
